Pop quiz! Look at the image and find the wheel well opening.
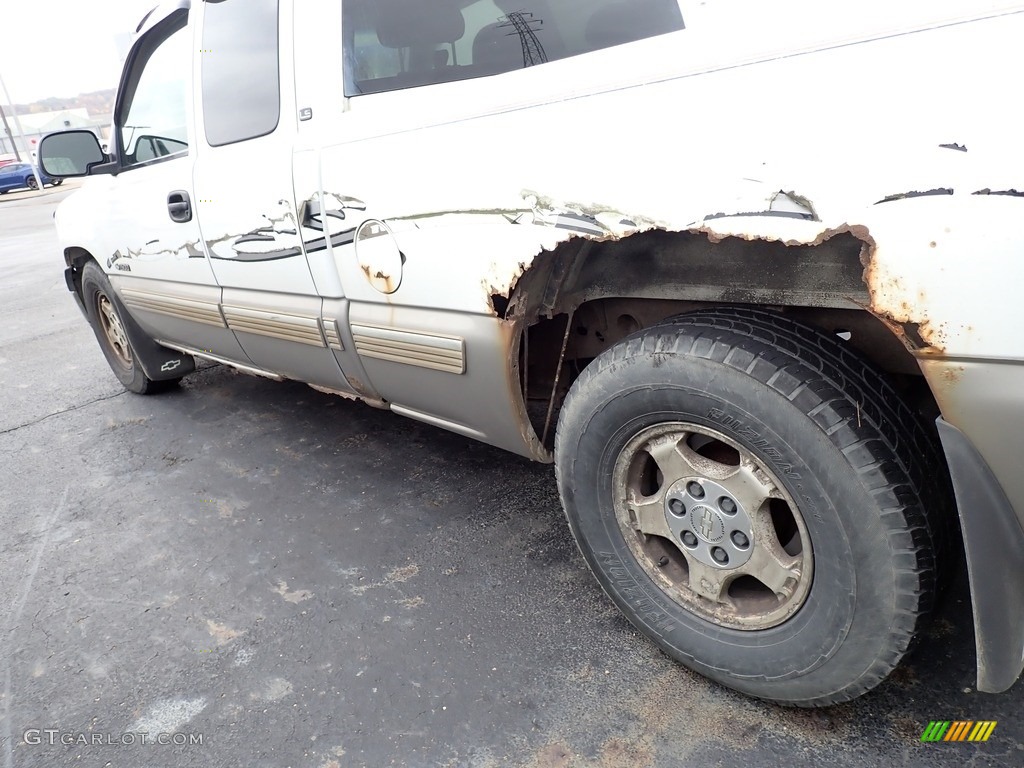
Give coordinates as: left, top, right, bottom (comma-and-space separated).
513, 229, 938, 449
64, 247, 96, 300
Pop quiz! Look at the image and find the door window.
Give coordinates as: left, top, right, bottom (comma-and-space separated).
201, 0, 281, 146
118, 18, 190, 168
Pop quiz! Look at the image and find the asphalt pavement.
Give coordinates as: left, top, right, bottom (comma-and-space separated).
1, 184, 1022, 768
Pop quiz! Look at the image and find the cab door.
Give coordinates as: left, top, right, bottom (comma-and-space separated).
101, 5, 248, 364
190, 0, 357, 393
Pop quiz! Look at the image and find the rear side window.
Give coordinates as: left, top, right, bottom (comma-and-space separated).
202, 0, 281, 146
343, 0, 684, 96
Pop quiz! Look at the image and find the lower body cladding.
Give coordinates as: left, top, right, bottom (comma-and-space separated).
218, 289, 357, 395
115, 280, 250, 365
111, 274, 542, 460
343, 302, 545, 460
923, 357, 1024, 692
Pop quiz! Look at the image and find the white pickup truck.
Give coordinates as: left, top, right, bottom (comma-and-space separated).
40, 0, 1024, 706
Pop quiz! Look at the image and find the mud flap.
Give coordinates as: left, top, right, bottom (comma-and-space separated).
109, 292, 196, 381
938, 417, 1024, 693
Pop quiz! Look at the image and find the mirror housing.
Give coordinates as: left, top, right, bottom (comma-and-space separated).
39, 130, 110, 178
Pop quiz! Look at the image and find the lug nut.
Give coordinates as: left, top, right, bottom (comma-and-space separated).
686, 481, 705, 499
711, 547, 729, 565
681, 531, 698, 547
657, 556, 669, 567
731, 531, 749, 548
668, 498, 685, 516
719, 497, 737, 514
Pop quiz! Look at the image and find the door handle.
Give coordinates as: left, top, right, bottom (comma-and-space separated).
302, 199, 347, 232
302, 196, 367, 231
167, 190, 192, 223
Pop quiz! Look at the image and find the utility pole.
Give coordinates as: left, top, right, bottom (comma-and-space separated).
499, 12, 548, 68
0, 102, 19, 160
0, 71, 42, 191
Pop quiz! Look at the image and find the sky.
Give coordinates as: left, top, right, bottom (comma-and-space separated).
0, 0, 157, 104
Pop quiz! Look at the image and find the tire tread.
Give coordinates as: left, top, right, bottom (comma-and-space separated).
555, 307, 951, 707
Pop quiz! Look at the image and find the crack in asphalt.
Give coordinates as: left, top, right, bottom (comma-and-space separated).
0, 390, 128, 436
2, 488, 68, 768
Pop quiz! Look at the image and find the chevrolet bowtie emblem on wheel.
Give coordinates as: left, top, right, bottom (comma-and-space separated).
698, 508, 715, 539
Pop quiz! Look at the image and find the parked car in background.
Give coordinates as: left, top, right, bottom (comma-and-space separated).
0, 162, 61, 193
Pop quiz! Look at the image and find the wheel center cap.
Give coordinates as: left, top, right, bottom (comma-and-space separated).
690, 504, 725, 543
663, 477, 755, 570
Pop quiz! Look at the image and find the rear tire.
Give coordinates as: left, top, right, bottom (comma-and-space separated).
554, 309, 943, 706
26, 176, 37, 190
81, 261, 179, 395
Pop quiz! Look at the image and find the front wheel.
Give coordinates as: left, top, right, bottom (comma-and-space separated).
81, 261, 179, 394
25, 176, 38, 190
555, 309, 946, 706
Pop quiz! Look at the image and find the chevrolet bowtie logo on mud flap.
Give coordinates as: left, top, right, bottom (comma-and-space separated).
161, 359, 182, 373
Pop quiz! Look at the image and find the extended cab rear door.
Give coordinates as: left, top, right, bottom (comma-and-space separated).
190, 0, 365, 394
299, 0, 684, 455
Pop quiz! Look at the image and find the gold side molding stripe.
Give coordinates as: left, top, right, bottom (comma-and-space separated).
351, 324, 465, 375
222, 306, 326, 347
322, 319, 345, 351
120, 288, 225, 328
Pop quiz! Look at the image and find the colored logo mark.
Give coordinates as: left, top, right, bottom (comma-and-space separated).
921, 721, 997, 742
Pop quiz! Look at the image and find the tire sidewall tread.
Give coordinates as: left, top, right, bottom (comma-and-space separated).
555, 312, 942, 706
81, 261, 160, 395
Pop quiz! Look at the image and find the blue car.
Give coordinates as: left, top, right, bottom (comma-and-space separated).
0, 162, 61, 193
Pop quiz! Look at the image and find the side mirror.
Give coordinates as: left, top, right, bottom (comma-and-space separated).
39, 130, 108, 178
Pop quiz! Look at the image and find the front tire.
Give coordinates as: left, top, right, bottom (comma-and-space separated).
26, 176, 38, 190
554, 309, 944, 706
81, 261, 179, 394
